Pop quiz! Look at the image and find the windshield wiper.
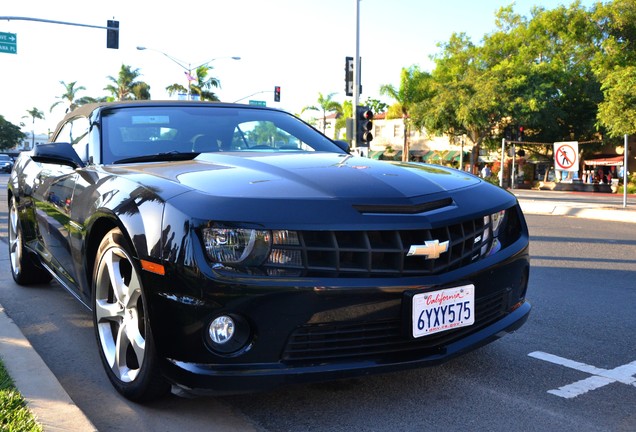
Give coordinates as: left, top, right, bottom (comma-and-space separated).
114, 151, 200, 164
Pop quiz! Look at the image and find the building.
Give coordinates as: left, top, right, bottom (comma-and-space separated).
317, 112, 467, 167
12, 131, 49, 152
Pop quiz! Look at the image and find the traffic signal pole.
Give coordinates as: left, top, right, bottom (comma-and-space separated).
0, 16, 119, 49
353, 0, 361, 151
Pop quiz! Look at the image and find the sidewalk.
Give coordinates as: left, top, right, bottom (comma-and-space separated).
0, 304, 97, 432
514, 192, 636, 224
0, 190, 634, 432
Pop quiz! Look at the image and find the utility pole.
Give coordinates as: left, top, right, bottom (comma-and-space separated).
353, 0, 361, 152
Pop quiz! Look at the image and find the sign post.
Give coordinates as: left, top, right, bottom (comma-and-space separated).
0, 31, 17, 54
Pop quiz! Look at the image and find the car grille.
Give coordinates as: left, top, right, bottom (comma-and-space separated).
282, 290, 508, 364
266, 215, 492, 278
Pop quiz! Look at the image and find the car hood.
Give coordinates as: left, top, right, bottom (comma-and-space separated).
114, 152, 479, 201
103, 152, 516, 228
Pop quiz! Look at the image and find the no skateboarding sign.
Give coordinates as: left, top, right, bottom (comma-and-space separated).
554, 142, 579, 172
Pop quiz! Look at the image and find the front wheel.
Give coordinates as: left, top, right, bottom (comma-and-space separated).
8, 196, 52, 285
92, 228, 170, 402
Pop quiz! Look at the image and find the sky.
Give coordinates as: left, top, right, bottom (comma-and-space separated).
1, 0, 598, 134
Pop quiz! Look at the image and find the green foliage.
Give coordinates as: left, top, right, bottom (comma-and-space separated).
104, 64, 151, 101
362, 98, 388, 114
301, 92, 342, 134
410, 2, 602, 149
0, 115, 25, 150
50, 81, 90, 114
0, 360, 42, 432
593, 0, 636, 136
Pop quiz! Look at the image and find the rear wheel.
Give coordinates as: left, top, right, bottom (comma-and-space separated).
8, 196, 52, 285
92, 228, 170, 402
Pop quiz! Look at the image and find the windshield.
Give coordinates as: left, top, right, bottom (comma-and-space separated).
101, 106, 344, 164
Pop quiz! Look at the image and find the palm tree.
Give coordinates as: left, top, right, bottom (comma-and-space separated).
380, 66, 432, 161
301, 92, 342, 134
167, 66, 221, 101
50, 81, 96, 114
104, 64, 151, 101
22, 107, 44, 149
166, 83, 188, 99
190, 65, 220, 101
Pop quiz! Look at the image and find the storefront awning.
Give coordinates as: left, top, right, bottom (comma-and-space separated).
584, 155, 624, 166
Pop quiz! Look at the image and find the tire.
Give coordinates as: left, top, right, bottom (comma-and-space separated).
8, 196, 52, 285
92, 228, 170, 402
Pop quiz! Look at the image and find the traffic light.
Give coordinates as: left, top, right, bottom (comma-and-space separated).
274, 86, 281, 102
518, 126, 524, 141
107, 20, 119, 49
356, 105, 374, 145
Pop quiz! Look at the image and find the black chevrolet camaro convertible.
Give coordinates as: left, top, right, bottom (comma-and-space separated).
7, 101, 530, 402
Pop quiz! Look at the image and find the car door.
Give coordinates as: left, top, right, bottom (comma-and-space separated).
30, 116, 90, 291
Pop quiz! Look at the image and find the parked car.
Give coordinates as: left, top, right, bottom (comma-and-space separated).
7, 101, 531, 402
0, 153, 14, 173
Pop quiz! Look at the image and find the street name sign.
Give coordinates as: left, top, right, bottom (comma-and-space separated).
0, 31, 17, 54
249, 100, 266, 107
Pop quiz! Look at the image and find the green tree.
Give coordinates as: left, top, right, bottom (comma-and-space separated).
166, 83, 188, 98
247, 121, 288, 146
411, 36, 495, 171
50, 81, 96, 114
104, 64, 151, 101
301, 92, 342, 134
0, 116, 25, 151
22, 107, 45, 149
166, 66, 220, 101
412, 3, 602, 172
362, 97, 389, 115
592, 0, 636, 137
189, 66, 220, 101
497, 3, 602, 143
380, 65, 432, 161
335, 100, 353, 140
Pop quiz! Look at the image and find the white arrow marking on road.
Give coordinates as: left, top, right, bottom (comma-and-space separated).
529, 351, 636, 399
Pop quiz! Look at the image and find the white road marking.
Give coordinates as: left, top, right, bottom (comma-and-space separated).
529, 351, 636, 399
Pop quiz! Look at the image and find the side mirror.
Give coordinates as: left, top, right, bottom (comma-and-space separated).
334, 140, 350, 153
32, 143, 85, 169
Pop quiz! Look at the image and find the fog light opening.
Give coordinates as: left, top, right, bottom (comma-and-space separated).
209, 315, 235, 344
206, 314, 252, 355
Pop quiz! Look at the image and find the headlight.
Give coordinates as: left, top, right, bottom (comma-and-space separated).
482, 209, 507, 257
202, 228, 302, 267
203, 228, 271, 265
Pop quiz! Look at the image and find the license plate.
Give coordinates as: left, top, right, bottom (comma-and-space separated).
412, 284, 475, 338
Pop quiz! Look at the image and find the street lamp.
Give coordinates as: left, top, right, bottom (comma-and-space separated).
136, 46, 240, 100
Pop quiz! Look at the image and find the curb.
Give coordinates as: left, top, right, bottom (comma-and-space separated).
0, 304, 98, 432
517, 200, 636, 224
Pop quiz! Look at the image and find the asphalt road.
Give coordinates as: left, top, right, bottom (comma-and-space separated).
1, 173, 635, 431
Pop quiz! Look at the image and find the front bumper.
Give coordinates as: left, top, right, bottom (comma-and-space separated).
165, 300, 530, 395
146, 239, 530, 394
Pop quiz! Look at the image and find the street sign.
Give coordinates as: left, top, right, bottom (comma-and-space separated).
554, 141, 579, 172
0, 32, 17, 54
249, 100, 266, 107
345, 56, 353, 96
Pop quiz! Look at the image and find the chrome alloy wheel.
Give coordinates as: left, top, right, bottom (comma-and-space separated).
94, 243, 146, 383
8, 197, 22, 276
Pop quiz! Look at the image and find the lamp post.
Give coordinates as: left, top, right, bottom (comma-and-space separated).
136, 46, 240, 100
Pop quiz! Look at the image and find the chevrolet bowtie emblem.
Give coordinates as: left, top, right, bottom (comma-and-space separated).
407, 240, 450, 259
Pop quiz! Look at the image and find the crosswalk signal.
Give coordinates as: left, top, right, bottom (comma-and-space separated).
274, 86, 281, 102
107, 20, 119, 49
356, 106, 374, 145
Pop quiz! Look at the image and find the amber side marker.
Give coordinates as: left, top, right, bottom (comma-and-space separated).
141, 259, 165, 275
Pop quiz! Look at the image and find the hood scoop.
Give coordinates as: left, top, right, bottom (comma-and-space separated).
353, 197, 454, 215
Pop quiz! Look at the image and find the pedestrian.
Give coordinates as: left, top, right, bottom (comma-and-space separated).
481, 164, 491, 178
